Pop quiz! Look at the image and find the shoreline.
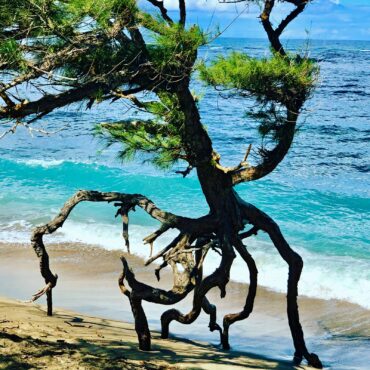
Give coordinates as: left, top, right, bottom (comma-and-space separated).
1, 242, 369, 369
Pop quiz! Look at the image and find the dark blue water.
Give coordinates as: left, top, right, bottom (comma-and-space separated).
0, 39, 369, 312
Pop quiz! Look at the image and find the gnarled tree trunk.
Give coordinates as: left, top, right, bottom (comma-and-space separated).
29, 81, 323, 369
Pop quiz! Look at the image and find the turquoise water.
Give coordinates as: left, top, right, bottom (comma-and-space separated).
0, 38, 369, 310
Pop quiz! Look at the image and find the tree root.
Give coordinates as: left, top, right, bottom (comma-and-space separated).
160, 236, 236, 339
118, 257, 151, 350
28, 279, 58, 316
30, 190, 214, 316
30, 189, 322, 368
29, 280, 55, 302
237, 193, 323, 368
221, 238, 258, 350
202, 296, 222, 338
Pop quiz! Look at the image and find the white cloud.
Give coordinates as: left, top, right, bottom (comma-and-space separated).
163, 0, 221, 11
163, 0, 255, 13
141, 0, 370, 40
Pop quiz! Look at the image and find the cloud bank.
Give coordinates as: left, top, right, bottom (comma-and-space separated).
142, 0, 370, 40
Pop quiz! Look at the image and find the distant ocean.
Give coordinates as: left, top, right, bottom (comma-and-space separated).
1, 38, 369, 311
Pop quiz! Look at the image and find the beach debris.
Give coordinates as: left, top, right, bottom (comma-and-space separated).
64, 321, 92, 328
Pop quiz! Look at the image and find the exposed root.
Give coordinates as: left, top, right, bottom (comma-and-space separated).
143, 223, 172, 245
239, 226, 259, 240
221, 239, 257, 350
118, 256, 151, 350
30, 190, 215, 316
28, 279, 56, 303
202, 297, 222, 339
160, 236, 236, 339
120, 252, 197, 306
115, 203, 133, 253
237, 194, 322, 368
30, 189, 322, 368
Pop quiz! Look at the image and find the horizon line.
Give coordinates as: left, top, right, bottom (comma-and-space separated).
216, 36, 370, 42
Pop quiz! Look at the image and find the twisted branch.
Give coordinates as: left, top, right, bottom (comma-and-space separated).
237, 194, 322, 368
160, 235, 236, 339
30, 190, 215, 315
221, 238, 258, 349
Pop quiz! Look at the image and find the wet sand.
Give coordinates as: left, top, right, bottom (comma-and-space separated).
0, 242, 369, 369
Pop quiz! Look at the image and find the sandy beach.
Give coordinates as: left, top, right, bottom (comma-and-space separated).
1, 242, 369, 369
0, 296, 302, 370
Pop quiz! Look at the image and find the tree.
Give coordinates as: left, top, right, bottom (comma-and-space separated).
0, 0, 322, 367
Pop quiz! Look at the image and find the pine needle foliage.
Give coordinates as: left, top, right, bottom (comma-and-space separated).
146, 23, 206, 83
0, 38, 26, 70
199, 51, 318, 145
96, 92, 185, 169
0, 0, 205, 171
199, 51, 318, 107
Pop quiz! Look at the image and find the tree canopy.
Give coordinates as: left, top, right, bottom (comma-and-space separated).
0, 0, 317, 176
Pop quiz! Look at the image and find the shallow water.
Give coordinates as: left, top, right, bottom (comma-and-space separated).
1, 38, 369, 368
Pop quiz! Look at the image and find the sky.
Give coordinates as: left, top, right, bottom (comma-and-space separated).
147, 0, 370, 40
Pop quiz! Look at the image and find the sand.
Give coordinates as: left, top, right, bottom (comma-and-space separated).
0, 296, 300, 370
1, 242, 369, 369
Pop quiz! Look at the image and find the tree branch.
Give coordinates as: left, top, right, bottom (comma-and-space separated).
0, 82, 146, 121
275, 2, 308, 36
231, 109, 299, 184
260, 0, 286, 56
179, 0, 186, 26
147, 0, 174, 24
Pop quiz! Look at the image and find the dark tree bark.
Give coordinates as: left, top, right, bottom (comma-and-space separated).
221, 238, 258, 350
27, 85, 322, 369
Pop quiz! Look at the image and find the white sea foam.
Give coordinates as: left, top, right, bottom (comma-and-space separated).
18, 159, 66, 168
10, 157, 127, 172
228, 241, 370, 309
1, 219, 369, 309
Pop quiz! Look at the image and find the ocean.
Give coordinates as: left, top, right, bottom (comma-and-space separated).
0, 38, 369, 368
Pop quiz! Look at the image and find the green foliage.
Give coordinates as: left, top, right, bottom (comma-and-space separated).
0, 38, 27, 70
0, 0, 138, 38
146, 92, 185, 126
67, 0, 138, 29
96, 93, 186, 169
0, 0, 318, 173
0, 0, 140, 76
0, 0, 202, 170
0, 0, 34, 30
199, 51, 318, 106
96, 119, 183, 169
62, 42, 138, 79
199, 51, 318, 146
0, 0, 73, 38
245, 103, 287, 142
147, 23, 206, 82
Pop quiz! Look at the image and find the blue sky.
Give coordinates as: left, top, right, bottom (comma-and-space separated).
149, 0, 370, 40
